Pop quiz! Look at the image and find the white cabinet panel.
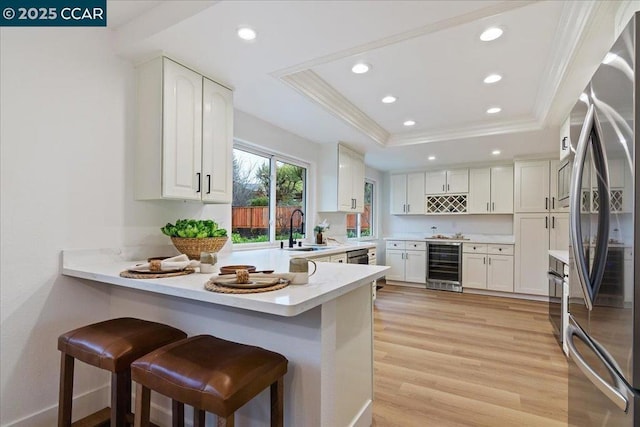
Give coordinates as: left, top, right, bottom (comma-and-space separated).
447, 169, 469, 193
390, 173, 425, 215
425, 170, 447, 194
487, 255, 514, 292
320, 144, 365, 212
468, 168, 491, 213
202, 77, 233, 203
462, 253, 487, 289
514, 213, 550, 295
491, 166, 514, 213
331, 254, 347, 264
385, 250, 405, 282
514, 160, 550, 213
390, 174, 407, 215
162, 58, 202, 200
550, 213, 569, 251
338, 145, 355, 211
405, 250, 427, 284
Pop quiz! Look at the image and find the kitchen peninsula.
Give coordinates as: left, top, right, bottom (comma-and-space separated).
62, 245, 387, 427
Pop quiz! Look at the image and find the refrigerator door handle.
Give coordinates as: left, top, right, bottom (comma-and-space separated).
569, 104, 610, 310
566, 323, 630, 412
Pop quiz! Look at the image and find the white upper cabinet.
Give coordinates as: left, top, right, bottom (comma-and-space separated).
468, 166, 513, 214
514, 160, 550, 213
202, 77, 233, 203
135, 57, 233, 203
425, 169, 468, 194
390, 172, 425, 215
318, 143, 365, 212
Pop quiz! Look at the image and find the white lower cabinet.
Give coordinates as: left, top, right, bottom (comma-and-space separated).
515, 214, 550, 295
462, 244, 514, 292
385, 241, 426, 284
330, 254, 347, 264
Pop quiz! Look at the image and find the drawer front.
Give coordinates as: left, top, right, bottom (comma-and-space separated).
463, 243, 488, 254
386, 240, 406, 250
406, 241, 427, 251
487, 244, 514, 255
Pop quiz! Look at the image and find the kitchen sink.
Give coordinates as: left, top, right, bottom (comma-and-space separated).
283, 247, 329, 252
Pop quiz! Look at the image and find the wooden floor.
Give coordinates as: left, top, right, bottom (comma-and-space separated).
372, 284, 568, 427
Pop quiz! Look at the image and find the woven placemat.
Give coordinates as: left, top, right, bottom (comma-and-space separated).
120, 268, 195, 279
204, 279, 289, 294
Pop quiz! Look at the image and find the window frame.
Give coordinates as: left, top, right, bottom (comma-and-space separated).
348, 179, 376, 240
232, 141, 309, 249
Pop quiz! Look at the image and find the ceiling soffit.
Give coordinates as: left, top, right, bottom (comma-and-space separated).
274, 1, 600, 147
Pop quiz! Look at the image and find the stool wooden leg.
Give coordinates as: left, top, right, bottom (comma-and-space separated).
171, 400, 184, 427
270, 377, 283, 427
216, 414, 234, 427
111, 369, 131, 427
134, 383, 150, 427
193, 409, 206, 427
58, 353, 74, 427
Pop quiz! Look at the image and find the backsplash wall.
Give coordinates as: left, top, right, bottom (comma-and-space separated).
385, 214, 514, 237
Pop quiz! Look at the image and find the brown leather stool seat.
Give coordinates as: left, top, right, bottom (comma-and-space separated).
131, 335, 288, 427
58, 317, 187, 427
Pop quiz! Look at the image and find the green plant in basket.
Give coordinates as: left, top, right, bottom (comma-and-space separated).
161, 219, 228, 238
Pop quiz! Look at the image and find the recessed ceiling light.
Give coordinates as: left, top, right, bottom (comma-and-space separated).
486, 107, 501, 114
382, 95, 397, 104
428, 156, 436, 161
484, 74, 502, 84
480, 27, 503, 42
492, 150, 501, 155
237, 26, 257, 41
403, 120, 416, 127
352, 63, 371, 74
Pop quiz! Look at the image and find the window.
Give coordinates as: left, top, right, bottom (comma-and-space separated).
347, 181, 374, 239
232, 145, 307, 245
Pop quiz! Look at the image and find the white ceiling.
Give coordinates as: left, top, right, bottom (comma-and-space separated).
108, 0, 624, 171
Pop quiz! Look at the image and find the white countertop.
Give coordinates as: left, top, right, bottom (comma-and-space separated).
62, 245, 387, 317
385, 234, 515, 244
287, 241, 376, 258
548, 250, 569, 264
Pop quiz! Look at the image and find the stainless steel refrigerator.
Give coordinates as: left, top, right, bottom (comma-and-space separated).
566, 13, 639, 426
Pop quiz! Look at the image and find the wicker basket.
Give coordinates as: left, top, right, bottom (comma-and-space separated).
170, 236, 228, 259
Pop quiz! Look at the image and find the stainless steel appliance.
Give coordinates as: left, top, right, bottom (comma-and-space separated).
426, 242, 462, 292
346, 248, 369, 265
558, 154, 573, 208
566, 13, 638, 426
548, 256, 566, 348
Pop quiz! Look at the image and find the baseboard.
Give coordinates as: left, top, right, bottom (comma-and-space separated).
348, 399, 372, 427
384, 280, 425, 289
2, 384, 109, 427
464, 288, 549, 302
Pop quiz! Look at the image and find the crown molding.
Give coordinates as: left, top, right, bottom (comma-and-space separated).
386, 117, 543, 147
271, 1, 536, 78
534, 1, 621, 127
280, 70, 390, 145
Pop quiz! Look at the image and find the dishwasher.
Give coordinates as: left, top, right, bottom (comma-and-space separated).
426, 242, 462, 292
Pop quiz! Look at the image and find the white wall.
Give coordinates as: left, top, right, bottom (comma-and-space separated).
0, 27, 331, 426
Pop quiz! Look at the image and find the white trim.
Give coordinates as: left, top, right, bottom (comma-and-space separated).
280, 71, 389, 145
533, 1, 602, 126
386, 117, 541, 146
463, 288, 550, 302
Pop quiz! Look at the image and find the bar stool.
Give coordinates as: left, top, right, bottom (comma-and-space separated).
58, 317, 187, 427
131, 335, 288, 427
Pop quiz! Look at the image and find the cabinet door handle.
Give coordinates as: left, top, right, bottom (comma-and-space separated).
488, 257, 491, 265
552, 197, 555, 210
483, 257, 486, 264
552, 216, 556, 229
546, 216, 549, 229
492, 202, 495, 211
487, 202, 489, 211
545, 197, 549, 210
562, 136, 568, 150
407, 204, 410, 213
402, 204, 406, 213
206, 174, 211, 194
447, 184, 450, 191
442, 184, 445, 191
196, 172, 201, 193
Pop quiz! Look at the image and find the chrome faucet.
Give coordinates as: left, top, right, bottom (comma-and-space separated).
289, 209, 305, 248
